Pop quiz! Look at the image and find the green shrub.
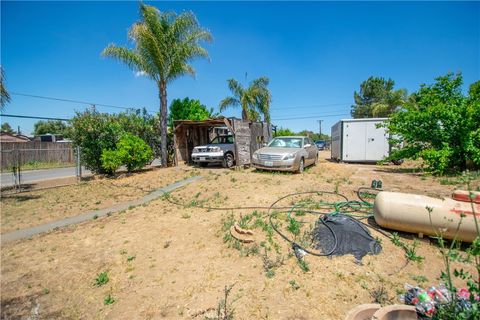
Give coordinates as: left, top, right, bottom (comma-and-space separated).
386, 74, 480, 174
115, 133, 153, 172
101, 149, 123, 174
101, 133, 153, 173
70, 109, 121, 173
71, 108, 159, 173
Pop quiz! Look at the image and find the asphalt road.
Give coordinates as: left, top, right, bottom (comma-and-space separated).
0, 166, 91, 187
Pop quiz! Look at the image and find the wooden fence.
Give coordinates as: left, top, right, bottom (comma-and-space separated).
1, 142, 74, 170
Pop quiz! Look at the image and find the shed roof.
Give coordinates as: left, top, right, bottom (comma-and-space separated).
173, 118, 237, 133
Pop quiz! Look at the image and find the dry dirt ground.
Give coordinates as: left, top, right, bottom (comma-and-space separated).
1, 167, 194, 233
1, 151, 479, 319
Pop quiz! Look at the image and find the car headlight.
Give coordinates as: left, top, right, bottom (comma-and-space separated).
252, 152, 258, 160
210, 147, 222, 152
192, 148, 199, 153
283, 153, 295, 160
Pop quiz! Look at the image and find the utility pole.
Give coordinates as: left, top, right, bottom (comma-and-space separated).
317, 120, 323, 138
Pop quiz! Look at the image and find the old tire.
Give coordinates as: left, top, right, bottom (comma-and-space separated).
392, 159, 404, 166
223, 153, 235, 168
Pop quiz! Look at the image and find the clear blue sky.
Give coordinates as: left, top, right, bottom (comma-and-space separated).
1, 1, 479, 135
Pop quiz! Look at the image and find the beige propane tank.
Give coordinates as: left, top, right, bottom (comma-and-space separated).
373, 191, 480, 242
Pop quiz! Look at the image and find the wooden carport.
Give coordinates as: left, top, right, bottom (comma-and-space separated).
173, 118, 272, 167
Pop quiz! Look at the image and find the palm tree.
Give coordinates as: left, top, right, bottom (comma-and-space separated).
371, 88, 408, 117
102, 3, 212, 167
219, 77, 271, 123
1, 66, 11, 110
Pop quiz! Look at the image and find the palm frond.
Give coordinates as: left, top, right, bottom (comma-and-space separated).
0, 66, 11, 110
219, 97, 240, 112
227, 79, 244, 99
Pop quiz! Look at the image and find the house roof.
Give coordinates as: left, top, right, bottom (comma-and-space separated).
0, 132, 31, 142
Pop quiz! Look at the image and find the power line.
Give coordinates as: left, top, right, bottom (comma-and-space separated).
272, 113, 350, 121
0, 114, 71, 121
10, 91, 155, 113
272, 102, 351, 111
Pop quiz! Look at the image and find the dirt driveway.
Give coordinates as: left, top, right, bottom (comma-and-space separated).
1, 152, 478, 319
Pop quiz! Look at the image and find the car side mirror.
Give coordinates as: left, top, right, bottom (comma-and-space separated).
262, 142, 267, 147
304, 144, 311, 148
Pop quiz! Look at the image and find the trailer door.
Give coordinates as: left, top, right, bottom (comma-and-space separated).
365, 121, 388, 161
343, 121, 366, 161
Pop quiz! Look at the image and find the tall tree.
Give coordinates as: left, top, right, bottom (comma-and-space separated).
168, 98, 213, 129
1, 66, 11, 110
1, 122, 15, 134
219, 77, 271, 123
351, 76, 407, 118
102, 3, 212, 167
33, 120, 69, 136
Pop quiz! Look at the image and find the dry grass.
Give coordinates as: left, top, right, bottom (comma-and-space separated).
0, 167, 195, 233
1, 152, 479, 319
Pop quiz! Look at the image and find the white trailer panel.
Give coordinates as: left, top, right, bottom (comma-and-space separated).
330, 118, 389, 162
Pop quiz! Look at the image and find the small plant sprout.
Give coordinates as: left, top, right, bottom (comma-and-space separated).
289, 280, 300, 290
94, 271, 109, 287
104, 293, 115, 305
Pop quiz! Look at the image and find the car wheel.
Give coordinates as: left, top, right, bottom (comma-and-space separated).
314, 154, 319, 165
297, 158, 304, 173
223, 153, 235, 168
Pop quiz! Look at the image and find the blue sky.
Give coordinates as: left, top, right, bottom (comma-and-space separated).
1, 1, 479, 135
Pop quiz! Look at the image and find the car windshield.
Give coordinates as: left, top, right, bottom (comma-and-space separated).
316, 141, 325, 145
210, 136, 234, 144
268, 137, 303, 148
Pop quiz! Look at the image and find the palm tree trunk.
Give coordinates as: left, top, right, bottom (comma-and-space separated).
159, 80, 168, 167
241, 107, 248, 121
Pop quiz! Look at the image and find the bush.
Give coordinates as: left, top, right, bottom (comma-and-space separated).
115, 133, 153, 172
100, 150, 123, 174
387, 73, 480, 174
70, 108, 159, 174
70, 109, 121, 173
101, 133, 153, 173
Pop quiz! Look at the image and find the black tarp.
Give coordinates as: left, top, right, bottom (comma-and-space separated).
313, 214, 382, 263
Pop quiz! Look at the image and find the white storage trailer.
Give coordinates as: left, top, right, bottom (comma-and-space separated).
331, 118, 390, 163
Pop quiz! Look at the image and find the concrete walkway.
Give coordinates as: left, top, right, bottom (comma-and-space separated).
1, 175, 202, 244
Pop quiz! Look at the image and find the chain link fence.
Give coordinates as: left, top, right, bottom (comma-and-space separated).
0, 142, 83, 192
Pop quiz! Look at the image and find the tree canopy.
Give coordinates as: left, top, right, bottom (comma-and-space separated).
273, 127, 330, 141
102, 3, 211, 166
33, 120, 70, 136
351, 76, 407, 118
387, 73, 480, 174
219, 77, 271, 123
1, 122, 15, 134
168, 98, 214, 129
